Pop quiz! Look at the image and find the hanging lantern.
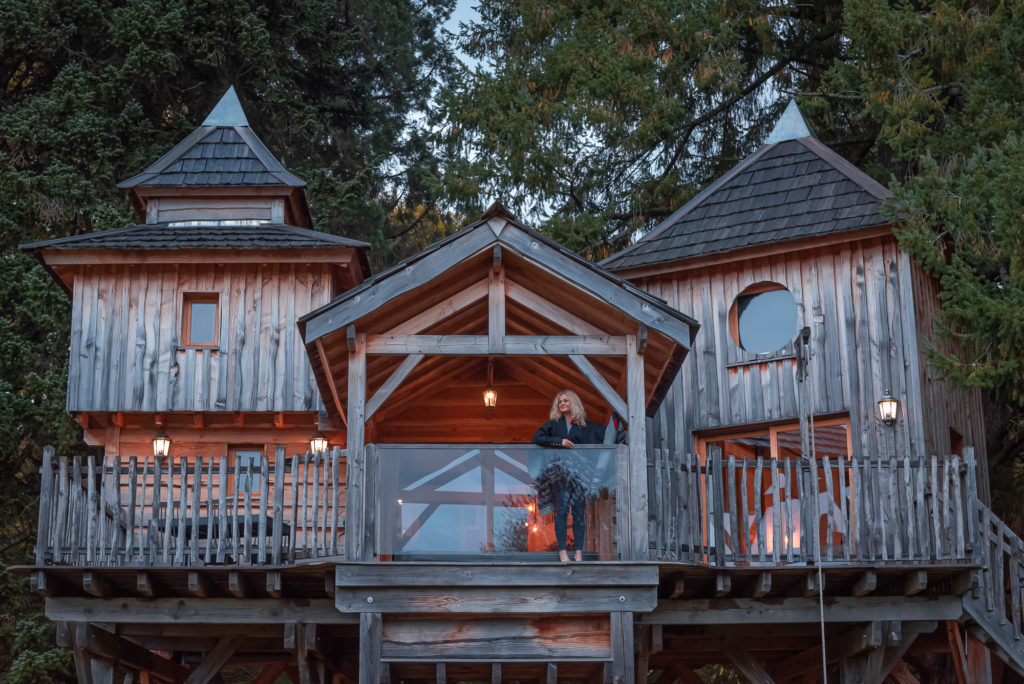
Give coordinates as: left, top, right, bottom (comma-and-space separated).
309, 431, 329, 454
483, 359, 497, 409
152, 431, 171, 458
877, 390, 898, 426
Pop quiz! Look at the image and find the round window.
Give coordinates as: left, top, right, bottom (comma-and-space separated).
729, 282, 798, 354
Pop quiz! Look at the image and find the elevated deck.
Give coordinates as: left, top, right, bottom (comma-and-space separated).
22, 444, 1024, 681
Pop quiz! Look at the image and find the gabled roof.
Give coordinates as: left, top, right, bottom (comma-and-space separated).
21, 223, 368, 251
299, 203, 699, 421
602, 102, 893, 273
118, 87, 305, 189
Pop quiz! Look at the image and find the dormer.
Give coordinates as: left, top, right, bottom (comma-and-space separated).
117, 87, 312, 229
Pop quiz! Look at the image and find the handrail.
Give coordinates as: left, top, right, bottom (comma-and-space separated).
649, 448, 978, 566
35, 446, 345, 567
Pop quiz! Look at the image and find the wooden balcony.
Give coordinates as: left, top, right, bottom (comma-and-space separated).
35, 442, 984, 570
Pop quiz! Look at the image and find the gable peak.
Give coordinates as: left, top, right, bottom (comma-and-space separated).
202, 86, 250, 127
765, 99, 814, 145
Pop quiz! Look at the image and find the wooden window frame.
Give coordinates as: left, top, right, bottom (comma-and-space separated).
182, 293, 219, 348
229, 446, 266, 498
696, 416, 852, 463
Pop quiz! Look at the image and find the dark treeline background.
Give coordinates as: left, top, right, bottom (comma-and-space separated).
3, 0, 1024, 680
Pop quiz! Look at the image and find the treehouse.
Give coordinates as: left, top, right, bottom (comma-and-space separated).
16, 91, 1024, 684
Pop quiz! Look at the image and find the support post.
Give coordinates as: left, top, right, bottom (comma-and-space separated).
359, 613, 382, 684
626, 334, 648, 560
346, 329, 367, 561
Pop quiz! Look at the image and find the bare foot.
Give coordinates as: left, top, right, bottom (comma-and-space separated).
574, 550, 583, 562
558, 549, 569, 563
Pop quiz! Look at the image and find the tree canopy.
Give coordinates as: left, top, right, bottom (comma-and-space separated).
436, 0, 857, 255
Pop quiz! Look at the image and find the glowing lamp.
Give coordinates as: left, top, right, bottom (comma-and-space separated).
152, 432, 171, 458
878, 390, 899, 426
310, 431, 329, 454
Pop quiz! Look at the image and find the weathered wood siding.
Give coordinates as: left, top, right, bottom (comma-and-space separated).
637, 236, 941, 463
910, 261, 989, 498
67, 263, 330, 413
145, 197, 285, 225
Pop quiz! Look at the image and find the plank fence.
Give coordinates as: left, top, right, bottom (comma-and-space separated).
649, 448, 979, 566
35, 445, 345, 567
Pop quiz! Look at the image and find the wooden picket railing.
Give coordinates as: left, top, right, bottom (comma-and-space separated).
962, 504, 1024, 667
649, 448, 979, 566
34, 446, 345, 567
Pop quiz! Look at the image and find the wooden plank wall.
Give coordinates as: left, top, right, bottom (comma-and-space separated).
908, 257, 990, 498
637, 236, 934, 462
67, 262, 330, 413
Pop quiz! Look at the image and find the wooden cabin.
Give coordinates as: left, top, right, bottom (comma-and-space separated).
16, 93, 1024, 684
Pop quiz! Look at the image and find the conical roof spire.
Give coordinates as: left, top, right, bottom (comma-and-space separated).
765, 99, 814, 145
201, 86, 250, 127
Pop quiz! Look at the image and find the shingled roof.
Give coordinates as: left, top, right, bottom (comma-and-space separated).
117, 87, 305, 189
602, 101, 893, 273
21, 223, 368, 252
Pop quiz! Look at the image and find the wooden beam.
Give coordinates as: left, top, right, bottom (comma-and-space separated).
570, 355, 628, 418
347, 332, 368, 562
436, 662, 446, 684
136, 572, 155, 598
188, 572, 212, 598
751, 572, 772, 598
65, 622, 189, 683
888, 662, 920, 684
669, 664, 705, 684
360, 613, 382, 684
668, 578, 685, 600
365, 334, 628, 355
384, 279, 488, 336
712, 635, 774, 683
945, 621, 968, 684
365, 354, 424, 420
903, 570, 927, 596
267, 571, 283, 598
965, 634, 992, 684
505, 280, 607, 335
489, 264, 505, 353
491, 663, 501, 684
228, 571, 247, 598
642, 596, 963, 625
183, 635, 244, 684
715, 573, 731, 598
45, 598, 357, 624
852, 570, 877, 597
83, 572, 111, 598
315, 339, 346, 428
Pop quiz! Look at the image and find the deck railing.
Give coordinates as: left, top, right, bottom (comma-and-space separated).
649, 448, 979, 566
964, 504, 1024, 660
34, 443, 982, 569
34, 446, 345, 567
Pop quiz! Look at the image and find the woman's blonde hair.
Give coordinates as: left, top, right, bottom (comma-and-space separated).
548, 389, 587, 425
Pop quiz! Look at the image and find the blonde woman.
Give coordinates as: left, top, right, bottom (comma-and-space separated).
531, 390, 602, 562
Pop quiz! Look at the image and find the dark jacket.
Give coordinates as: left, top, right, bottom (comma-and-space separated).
531, 417, 602, 448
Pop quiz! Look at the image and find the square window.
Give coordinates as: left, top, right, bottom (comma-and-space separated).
183, 293, 218, 347
234, 448, 264, 495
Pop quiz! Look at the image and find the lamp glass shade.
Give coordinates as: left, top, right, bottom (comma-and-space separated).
152, 433, 171, 457
310, 433, 329, 454
878, 392, 899, 424
483, 387, 498, 408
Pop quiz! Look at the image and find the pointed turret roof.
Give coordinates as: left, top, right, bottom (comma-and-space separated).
602, 101, 893, 273
118, 87, 304, 190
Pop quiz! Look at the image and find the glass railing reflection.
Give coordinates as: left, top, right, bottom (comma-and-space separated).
375, 444, 619, 560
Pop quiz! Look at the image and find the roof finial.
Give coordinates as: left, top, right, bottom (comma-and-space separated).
202, 86, 250, 127
765, 99, 814, 145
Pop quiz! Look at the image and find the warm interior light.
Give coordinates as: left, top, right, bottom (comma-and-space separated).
483, 387, 498, 408
483, 359, 497, 408
309, 431, 329, 454
878, 390, 899, 425
152, 432, 171, 458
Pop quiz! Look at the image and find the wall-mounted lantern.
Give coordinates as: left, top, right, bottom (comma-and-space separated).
152, 431, 171, 458
483, 359, 497, 409
309, 431, 329, 454
878, 390, 899, 426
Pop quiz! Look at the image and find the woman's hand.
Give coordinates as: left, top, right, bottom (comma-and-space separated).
561, 438, 575, 448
